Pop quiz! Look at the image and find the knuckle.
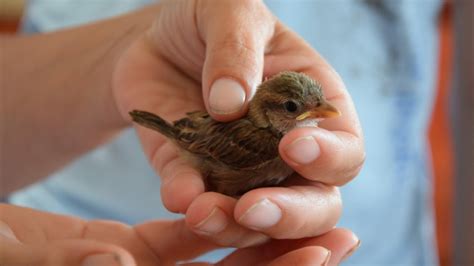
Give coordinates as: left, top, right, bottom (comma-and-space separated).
351, 151, 366, 175
327, 137, 366, 186
152, 141, 178, 173
270, 192, 312, 239
160, 157, 188, 182
82, 220, 132, 239
212, 38, 259, 64
337, 150, 366, 185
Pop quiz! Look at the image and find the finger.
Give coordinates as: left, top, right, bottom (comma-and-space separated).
264, 23, 364, 185
279, 126, 365, 186
47, 240, 136, 266
215, 244, 329, 266
156, 142, 205, 213
198, 0, 276, 120
217, 228, 359, 266
134, 219, 219, 262
0, 203, 87, 243
0, 237, 135, 266
0, 220, 20, 243
300, 228, 361, 266
185, 192, 270, 248
267, 246, 331, 266
234, 184, 341, 239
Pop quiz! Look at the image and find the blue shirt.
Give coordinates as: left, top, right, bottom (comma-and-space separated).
12, 0, 442, 265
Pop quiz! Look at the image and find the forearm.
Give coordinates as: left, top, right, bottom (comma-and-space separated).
0, 5, 160, 195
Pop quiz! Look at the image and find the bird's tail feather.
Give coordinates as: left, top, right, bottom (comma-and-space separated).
129, 110, 178, 139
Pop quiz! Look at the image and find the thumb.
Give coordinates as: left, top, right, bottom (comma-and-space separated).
198, 0, 276, 121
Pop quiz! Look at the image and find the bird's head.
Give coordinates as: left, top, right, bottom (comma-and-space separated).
248, 71, 340, 134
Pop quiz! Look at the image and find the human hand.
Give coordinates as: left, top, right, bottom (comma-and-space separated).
114, 0, 363, 246
0, 204, 359, 266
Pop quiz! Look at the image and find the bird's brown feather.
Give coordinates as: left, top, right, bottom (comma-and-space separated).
174, 111, 281, 170
130, 110, 290, 196
129, 71, 338, 196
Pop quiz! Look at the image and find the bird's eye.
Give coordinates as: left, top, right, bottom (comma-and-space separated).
283, 101, 299, 113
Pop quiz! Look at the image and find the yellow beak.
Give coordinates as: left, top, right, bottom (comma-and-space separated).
296, 102, 341, 121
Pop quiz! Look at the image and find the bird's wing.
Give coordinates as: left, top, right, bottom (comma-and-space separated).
175, 114, 280, 169
173, 111, 210, 145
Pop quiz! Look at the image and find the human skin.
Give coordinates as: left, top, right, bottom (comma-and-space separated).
0, 0, 364, 263
0, 204, 359, 266
114, 0, 364, 243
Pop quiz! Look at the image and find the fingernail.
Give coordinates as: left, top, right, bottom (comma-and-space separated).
194, 207, 228, 235
82, 253, 122, 266
209, 78, 246, 115
321, 250, 331, 266
0, 221, 19, 242
284, 136, 320, 165
342, 239, 361, 262
238, 198, 281, 230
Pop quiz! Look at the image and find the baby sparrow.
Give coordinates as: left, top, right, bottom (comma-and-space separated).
130, 71, 340, 197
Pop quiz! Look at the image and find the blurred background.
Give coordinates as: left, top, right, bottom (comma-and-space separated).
1, 0, 471, 265
0, 0, 24, 33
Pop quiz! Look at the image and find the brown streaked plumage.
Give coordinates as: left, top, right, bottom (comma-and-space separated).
130, 71, 340, 197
